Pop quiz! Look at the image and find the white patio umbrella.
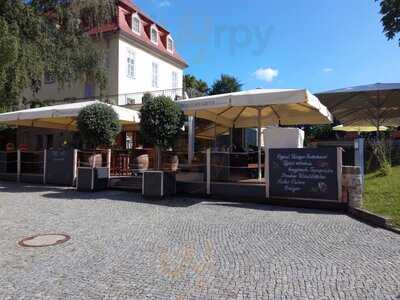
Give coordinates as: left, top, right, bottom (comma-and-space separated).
178, 89, 333, 180
0, 100, 140, 131
196, 125, 229, 140
333, 125, 389, 134
317, 83, 400, 138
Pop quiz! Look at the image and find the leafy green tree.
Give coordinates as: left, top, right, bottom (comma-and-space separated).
183, 74, 209, 98
0, 0, 116, 108
197, 80, 209, 95
209, 74, 242, 95
376, 0, 400, 45
304, 125, 337, 144
77, 103, 121, 149
140, 96, 184, 169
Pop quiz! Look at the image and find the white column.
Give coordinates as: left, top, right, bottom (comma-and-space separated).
265, 148, 270, 199
17, 150, 21, 183
91, 167, 95, 191
354, 138, 365, 184
73, 149, 78, 187
206, 148, 211, 195
188, 116, 195, 166
107, 149, 111, 178
337, 148, 343, 202
43, 149, 47, 184
257, 109, 262, 181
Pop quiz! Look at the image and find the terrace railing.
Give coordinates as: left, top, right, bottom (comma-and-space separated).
21, 88, 185, 109
0, 149, 76, 185
116, 88, 184, 106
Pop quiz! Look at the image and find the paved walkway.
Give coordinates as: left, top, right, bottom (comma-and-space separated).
0, 182, 399, 299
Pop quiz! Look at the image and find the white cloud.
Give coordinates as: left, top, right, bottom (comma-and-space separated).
323, 68, 333, 73
158, 0, 171, 7
254, 67, 279, 83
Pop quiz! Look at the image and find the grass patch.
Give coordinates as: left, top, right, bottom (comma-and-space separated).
363, 165, 400, 227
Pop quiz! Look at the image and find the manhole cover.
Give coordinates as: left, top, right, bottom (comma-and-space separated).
19, 234, 70, 248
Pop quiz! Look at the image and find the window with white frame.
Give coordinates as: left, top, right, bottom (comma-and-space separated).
172, 71, 178, 89
132, 14, 140, 34
152, 62, 159, 88
127, 49, 136, 79
151, 26, 158, 44
167, 36, 174, 52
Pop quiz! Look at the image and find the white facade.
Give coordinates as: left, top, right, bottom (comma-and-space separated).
117, 36, 184, 106
23, 33, 185, 107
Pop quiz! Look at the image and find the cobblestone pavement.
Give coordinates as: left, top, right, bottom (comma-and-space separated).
0, 182, 399, 300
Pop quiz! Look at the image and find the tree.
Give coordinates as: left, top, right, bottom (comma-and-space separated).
0, 0, 116, 108
139, 95, 184, 169
77, 103, 121, 149
305, 125, 337, 142
197, 80, 209, 95
183, 74, 209, 98
376, 0, 400, 45
209, 74, 242, 95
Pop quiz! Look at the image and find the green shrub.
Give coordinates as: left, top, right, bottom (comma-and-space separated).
140, 96, 184, 149
140, 96, 184, 169
77, 103, 120, 148
379, 161, 393, 177
370, 138, 393, 177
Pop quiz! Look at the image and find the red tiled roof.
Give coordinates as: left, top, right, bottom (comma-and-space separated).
89, 0, 188, 68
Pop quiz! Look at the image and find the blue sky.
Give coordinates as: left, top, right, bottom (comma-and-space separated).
133, 0, 399, 93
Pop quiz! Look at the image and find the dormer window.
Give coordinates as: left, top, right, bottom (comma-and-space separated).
150, 25, 158, 44
167, 36, 174, 53
132, 13, 140, 35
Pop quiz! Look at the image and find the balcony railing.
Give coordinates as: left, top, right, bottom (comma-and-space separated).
109, 88, 184, 106
23, 88, 185, 109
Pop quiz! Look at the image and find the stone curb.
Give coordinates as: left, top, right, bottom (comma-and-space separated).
348, 207, 400, 235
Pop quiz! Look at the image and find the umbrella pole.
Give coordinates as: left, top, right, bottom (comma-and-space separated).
376, 89, 381, 141
230, 127, 233, 153
257, 109, 262, 181
214, 122, 217, 149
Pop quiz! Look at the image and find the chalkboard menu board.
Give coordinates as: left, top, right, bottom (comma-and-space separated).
268, 148, 341, 201
46, 150, 74, 186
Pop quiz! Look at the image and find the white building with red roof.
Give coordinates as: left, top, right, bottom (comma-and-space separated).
25, 0, 188, 107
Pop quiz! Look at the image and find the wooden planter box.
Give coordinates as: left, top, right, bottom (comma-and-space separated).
77, 167, 109, 192
142, 171, 176, 198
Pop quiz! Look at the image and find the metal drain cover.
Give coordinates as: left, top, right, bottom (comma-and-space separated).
19, 234, 70, 248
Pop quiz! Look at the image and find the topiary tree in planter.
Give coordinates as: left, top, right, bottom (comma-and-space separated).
140, 95, 184, 170
76, 103, 121, 191
77, 102, 121, 150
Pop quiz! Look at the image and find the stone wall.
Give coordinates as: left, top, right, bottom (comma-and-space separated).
342, 166, 363, 208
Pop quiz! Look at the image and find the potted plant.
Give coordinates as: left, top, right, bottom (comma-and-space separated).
140, 95, 184, 198
76, 103, 120, 191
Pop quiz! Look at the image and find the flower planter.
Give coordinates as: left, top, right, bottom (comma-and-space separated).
77, 167, 109, 192
135, 154, 149, 172
142, 171, 176, 198
88, 154, 103, 168
162, 155, 179, 172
